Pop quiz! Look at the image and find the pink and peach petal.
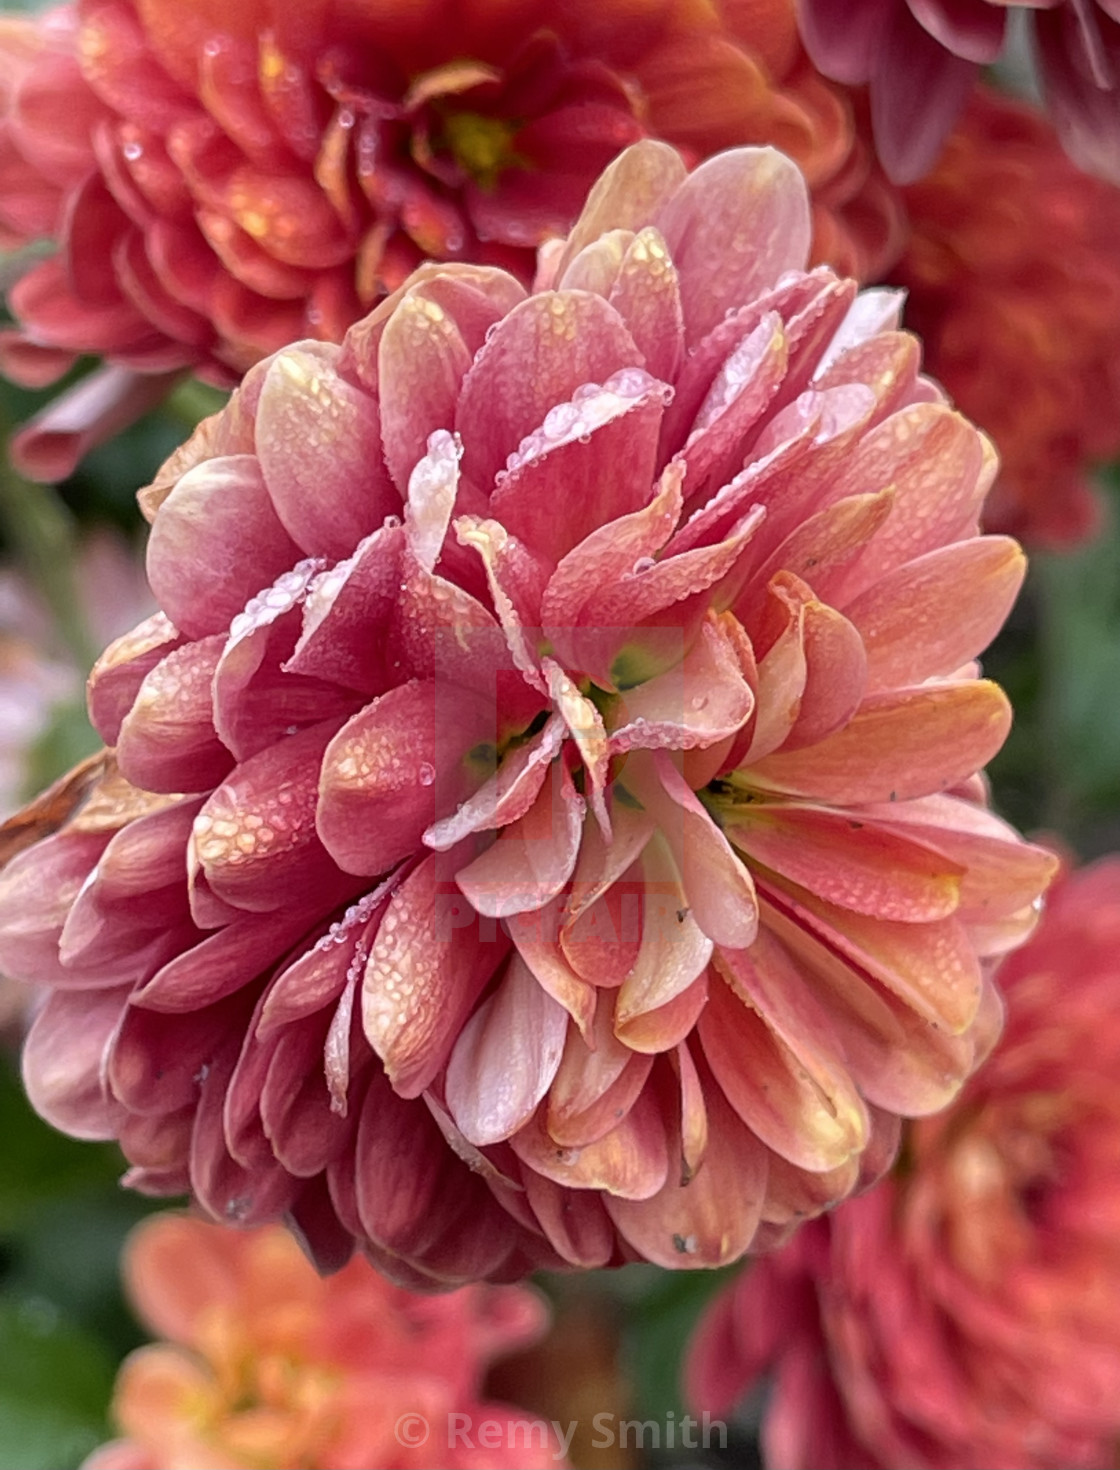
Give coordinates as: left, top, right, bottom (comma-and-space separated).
759, 897, 982, 1117
539, 459, 683, 639
614, 971, 709, 1054
827, 405, 992, 595
131, 903, 324, 1013
211, 568, 358, 763
456, 289, 641, 493
749, 681, 1012, 806
635, 752, 758, 951
609, 614, 755, 755
863, 794, 1060, 920
511, 1085, 669, 1200
677, 313, 788, 498
547, 1004, 653, 1147
763, 877, 983, 1034
445, 953, 568, 1146
615, 843, 713, 1024
22, 984, 131, 1139
554, 138, 687, 281
654, 147, 812, 346
116, 635, 233, 794
605, 1080, 767, 1267
284, 524, 405, 694
489, 371, 669, 565
145, 454, 300, 638
724, 802, 964, 923
673, 1041, 709, 1181
191, 720, 343, 913
542, 660, 611, 834
607, 226, 685, 384
0, 831, 112, 986
377, 287, 473, 495
317, 680, 493, 877
255, 346, 397, 560
426, 715, 565, 851
505, 903, 598, 1039
88, 612, 183, 746
843, 536, 1026, 692
455, 761, 584, 918
403, 429, 461, 574
362, 850, 507, 1099
700, 963, 868, 1173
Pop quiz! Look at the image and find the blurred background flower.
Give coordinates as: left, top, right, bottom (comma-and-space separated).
685, 855, 1120, 1469
82, 1212, 561, 1470
0, 0, 902, 480
889, 88, 1120, 548
796, 0, 1120, 185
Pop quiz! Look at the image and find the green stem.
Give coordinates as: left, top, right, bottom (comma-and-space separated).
165, 377, 229, 428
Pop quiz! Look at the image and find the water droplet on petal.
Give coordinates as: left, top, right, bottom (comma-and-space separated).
418, 762, 436, 786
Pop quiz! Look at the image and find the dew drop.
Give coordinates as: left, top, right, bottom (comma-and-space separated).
417, 762, 436, 786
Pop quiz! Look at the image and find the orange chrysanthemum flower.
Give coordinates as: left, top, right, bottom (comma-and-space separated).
0, 0, 903, 478
83, 1213, 559, 1470
686, 856, 1120, 1470
891, 88, 1120, 546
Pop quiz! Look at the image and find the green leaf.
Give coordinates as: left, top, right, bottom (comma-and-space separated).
615, 1262, 741, 1421
0, 1294, 116, 1470
0, 1060, 125, 1236
986, 469, 1120, 851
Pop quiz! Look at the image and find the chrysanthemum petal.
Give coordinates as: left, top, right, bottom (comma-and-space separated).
445, 953, 568, 1146
750, 681, 1011, 805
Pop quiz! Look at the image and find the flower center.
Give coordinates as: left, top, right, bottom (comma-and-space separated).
441, 110, 525, 191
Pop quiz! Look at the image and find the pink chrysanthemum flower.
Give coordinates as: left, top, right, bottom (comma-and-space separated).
893, 88, 1120, 546
797, 0, 1120, 185
685, 856, 1120, 1470
0, 0, 904, 479
83, 1212, 558, 1470
0, 141, 1055, 1283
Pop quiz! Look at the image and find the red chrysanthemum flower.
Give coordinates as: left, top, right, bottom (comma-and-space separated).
0, 141, 1055, 1284
0, 0, 904, 478
890, 88, 1120, 546
686, 855, 1120, 1470
83, 1212, 559, 1470
797, 0, 1120, 185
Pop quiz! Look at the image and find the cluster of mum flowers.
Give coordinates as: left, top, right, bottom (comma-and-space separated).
0, 1, 1119, 1468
